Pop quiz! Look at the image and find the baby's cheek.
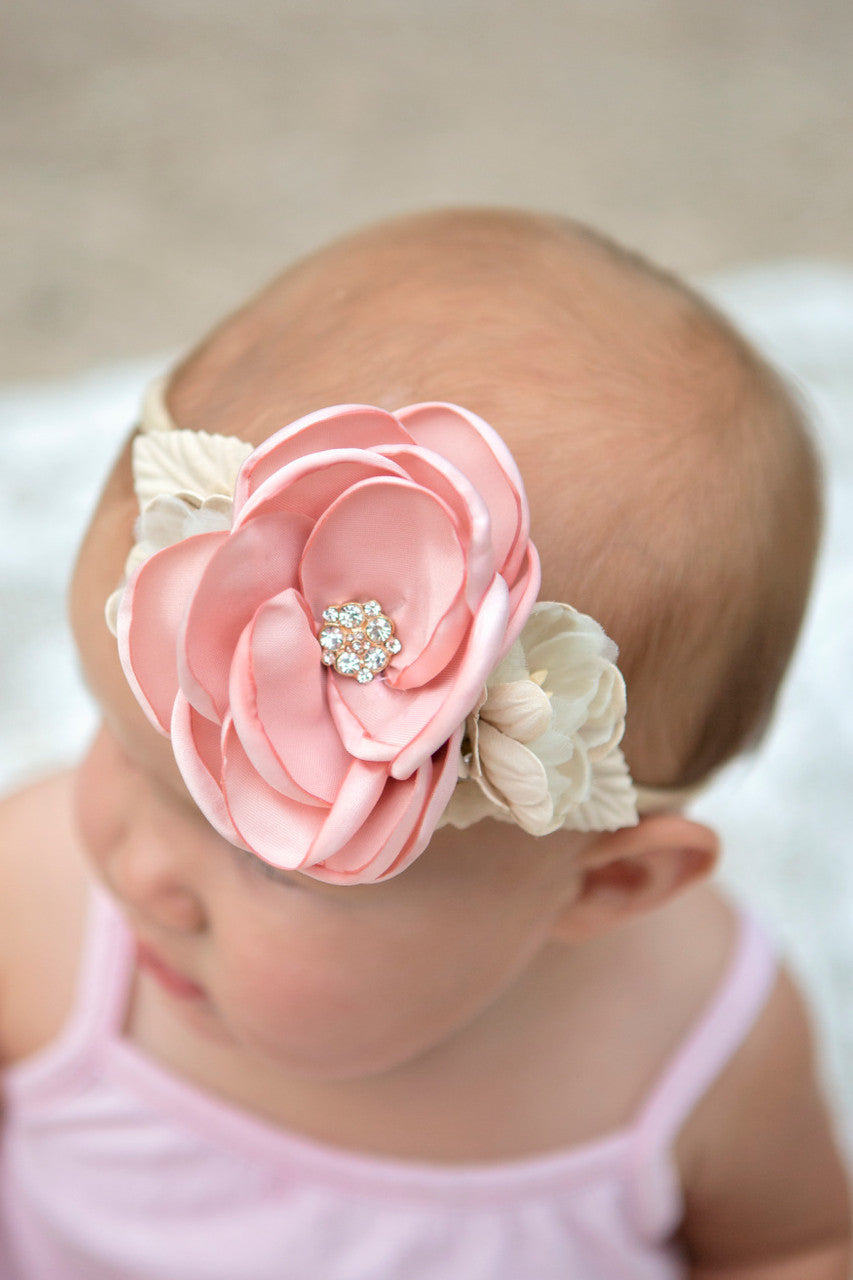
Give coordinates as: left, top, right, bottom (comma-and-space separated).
242, 938, 354, 1033
220, 923, 398, 1073
74, 727, 132, 867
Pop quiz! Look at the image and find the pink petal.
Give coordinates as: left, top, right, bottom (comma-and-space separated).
233, 405, 413, 510
299, 477, 467, 679
219, 721, 327, 868
397, 403, 531, 585
362, 727, 463, 883
503, 542, 542, 655
326, 646, 477, 766
304, 757, 397, 868
380, 444, 495, 610
325, 677, 410, 763
234, 449, 409, 528
307, 759, 431, 882
178, 511, 312, 721
228, 589, 349, 805
391, 575, 509, 779
388, 582, 469, 691
328, 574, 509, 776
308, 727, 461, 885
117, 532, 226, 733
170, 694, 242, 846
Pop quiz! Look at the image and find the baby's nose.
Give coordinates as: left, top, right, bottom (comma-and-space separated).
106, 836, 207, 934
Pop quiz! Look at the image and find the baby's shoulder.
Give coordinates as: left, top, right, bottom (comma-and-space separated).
0, 770, 91, 1066
674, 907, 851, 1266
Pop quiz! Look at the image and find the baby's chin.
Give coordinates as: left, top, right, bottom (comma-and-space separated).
226, 1012, 473, 1086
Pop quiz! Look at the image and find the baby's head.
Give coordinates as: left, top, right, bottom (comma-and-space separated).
68, 209, 820, 1077
162, 207, 818, 790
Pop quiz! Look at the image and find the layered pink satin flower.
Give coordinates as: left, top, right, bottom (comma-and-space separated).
116, 402, 540, 883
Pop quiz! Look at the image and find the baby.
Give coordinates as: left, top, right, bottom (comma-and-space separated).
0, 208, 850, 1278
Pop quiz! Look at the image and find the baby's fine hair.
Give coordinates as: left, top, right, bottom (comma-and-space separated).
164, 207, 822, 791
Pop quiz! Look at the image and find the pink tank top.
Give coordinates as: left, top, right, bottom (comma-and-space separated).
0, 887, 777, 1280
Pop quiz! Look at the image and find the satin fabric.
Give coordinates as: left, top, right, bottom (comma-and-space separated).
117, 403, 540, 883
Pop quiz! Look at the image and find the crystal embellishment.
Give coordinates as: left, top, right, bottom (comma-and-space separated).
366, 617, 392, 644
365, 646, 388, 672
319, 626, 344, 651
338, 603, 364, 629
335, 650, 360, 676
317, 599, 400, 684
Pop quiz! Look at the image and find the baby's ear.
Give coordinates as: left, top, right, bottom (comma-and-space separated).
551, 814, 719, 942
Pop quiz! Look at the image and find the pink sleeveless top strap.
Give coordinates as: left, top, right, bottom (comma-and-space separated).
2, 885, 130, 1106
625, 908, 779, 1240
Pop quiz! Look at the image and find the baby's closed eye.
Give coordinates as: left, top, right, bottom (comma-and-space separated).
233, 847, 301, 888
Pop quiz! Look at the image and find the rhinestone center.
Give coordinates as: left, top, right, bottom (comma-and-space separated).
318, 600, 402, 683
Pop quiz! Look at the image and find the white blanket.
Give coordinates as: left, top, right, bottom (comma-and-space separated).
2, 264, 852, 1149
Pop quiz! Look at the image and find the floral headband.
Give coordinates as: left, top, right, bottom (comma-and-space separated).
106, 378, 692, 884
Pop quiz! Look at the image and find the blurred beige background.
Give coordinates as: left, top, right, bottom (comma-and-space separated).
2, 0, 851, 381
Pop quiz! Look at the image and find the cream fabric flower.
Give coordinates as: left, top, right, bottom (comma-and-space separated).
439, 602, 638, 835
105, 428, 251, 634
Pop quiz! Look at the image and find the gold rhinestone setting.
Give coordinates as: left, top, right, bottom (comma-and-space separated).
318, 600, 401, 683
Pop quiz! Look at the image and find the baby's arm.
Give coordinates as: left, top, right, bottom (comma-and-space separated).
691, 1244, 850, 1280
0, 772, 87, 1069
677, 968, 851, 1278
